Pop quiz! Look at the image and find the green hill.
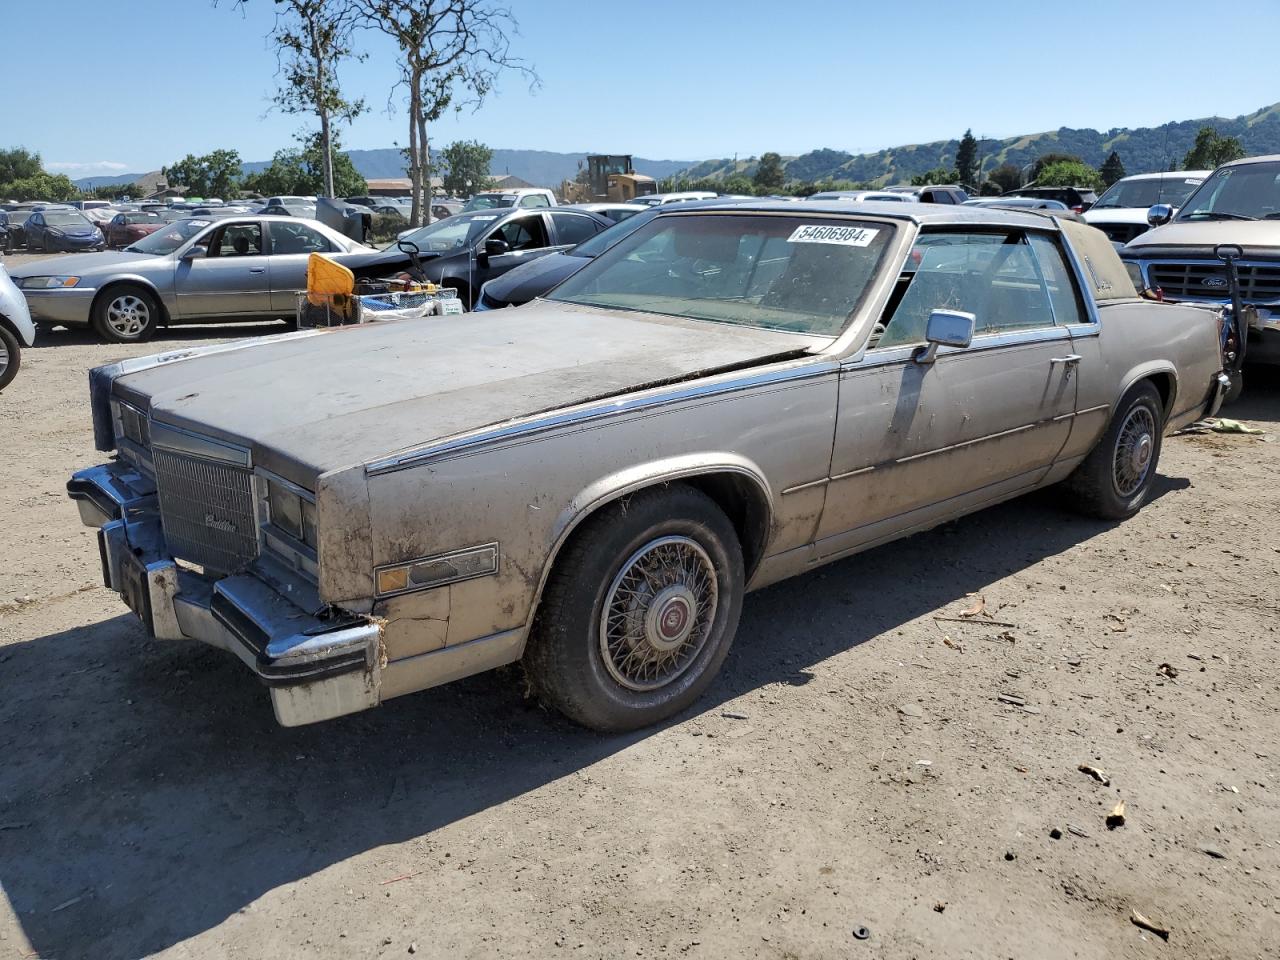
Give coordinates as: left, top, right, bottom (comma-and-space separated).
675, 101, 1280, 187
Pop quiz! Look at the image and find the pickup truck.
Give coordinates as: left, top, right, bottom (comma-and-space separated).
1123, 154, 1280, 370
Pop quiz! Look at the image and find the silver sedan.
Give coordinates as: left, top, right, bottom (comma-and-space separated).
8, 216, 372, 342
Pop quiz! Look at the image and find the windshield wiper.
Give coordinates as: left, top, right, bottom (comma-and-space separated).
1183, 211, 1258, 221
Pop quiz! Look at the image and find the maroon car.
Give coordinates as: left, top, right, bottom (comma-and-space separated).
104, 211, 165, 249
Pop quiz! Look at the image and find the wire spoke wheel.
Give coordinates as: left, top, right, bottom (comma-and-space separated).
1113, 404, 1156, 498
106, 294, 149, 338
599, 535, 719, 692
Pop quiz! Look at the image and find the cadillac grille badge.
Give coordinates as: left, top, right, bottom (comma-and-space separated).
204, 514, 237, 533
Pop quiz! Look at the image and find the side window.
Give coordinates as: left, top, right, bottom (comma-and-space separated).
875, 231, 1058, 349
1028, 233, 1086, 325
271, 221, 333, 255
551, 212, 602, 246
493, 215, 549, 251
209, 222, 264, 258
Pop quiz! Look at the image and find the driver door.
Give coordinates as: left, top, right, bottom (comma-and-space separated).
173, 220, 273, 318
813, 228, 1080, 559
478, 213, 553, 283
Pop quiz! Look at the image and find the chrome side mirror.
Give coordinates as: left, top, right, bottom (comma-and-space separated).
916, 309, 975, 364
1147, 204, 1173, 227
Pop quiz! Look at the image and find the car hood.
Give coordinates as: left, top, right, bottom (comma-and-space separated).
7, 250, 161, 279
111, 301, 823, 486
1124, 219, 1280, 255
482, 252, 588, 305
46, 223, 98, 235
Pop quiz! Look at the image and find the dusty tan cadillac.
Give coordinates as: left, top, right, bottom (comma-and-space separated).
68, 204, 1230, 730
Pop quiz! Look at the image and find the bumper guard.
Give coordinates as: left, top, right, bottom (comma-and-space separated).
67, 461, 382, 726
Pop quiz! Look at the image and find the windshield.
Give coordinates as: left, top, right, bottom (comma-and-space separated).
461, 194, 515, 212
569, 209, 657, 258
548, 213, 893, 337
124, 218, 211, 254
44, 211, 91, 226
1093, 176, 1204, 210
1177, 161, 1280, 221
390, 211, 504, 252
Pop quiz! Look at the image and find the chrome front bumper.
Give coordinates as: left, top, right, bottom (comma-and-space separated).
67, 461, 383, 726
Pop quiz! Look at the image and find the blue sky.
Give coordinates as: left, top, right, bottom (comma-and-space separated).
7, 0, 1280, 177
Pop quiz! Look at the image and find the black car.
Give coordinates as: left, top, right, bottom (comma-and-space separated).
475, 208, 661, 310
1005, 185, 1098, 213
0, 212, 11, 253
4, 210, 32, 249
474, 198, 753, 310
338, 206, 614, 307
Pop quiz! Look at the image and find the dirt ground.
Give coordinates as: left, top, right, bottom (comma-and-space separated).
1, 251, 1278, 959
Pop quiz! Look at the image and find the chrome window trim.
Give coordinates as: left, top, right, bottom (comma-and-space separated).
848, 324, 1071, 370
1052, 216, 1102, 325
150, 421, 251, 467
366, 360, 837, 476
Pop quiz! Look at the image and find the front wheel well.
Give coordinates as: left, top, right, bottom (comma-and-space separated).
90, 281, 169, 327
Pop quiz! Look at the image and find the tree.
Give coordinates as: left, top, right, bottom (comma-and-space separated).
1030, 152, 1083, 181
1183, 125, 1246, 170
0, 147, 43, 185
0, 171, 79, 201
910, 167, 958, 187
1036, 160, 1103, 190
955, 129, 978, 188
89, 182, 145, 200
359, 0, 537, 227
163, 149, 243, 198
242, 132, 366, 196
753, 152, 785, 192
266, 0, 365, 197
1100, 150, 1126, 187
988, 163, 1022, 194
722, 174, 757, 196
438, 139, 494, 197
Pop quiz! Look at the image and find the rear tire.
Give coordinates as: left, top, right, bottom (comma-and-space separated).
1063, 381, 1164, 520
92, 285, 159, 343
0, 324, 20, 391
524, 485, 744, 732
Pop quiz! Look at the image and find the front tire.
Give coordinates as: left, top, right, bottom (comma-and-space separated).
0, 324, 20, 391
524, 485, 745, 732
1063, 381, 1164, 520
92, 285, 159, 343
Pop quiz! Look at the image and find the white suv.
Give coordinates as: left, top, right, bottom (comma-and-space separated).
1083, 170, 1209, 245
461, 188, 557, 212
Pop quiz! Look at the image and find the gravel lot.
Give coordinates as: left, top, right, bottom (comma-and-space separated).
1, 250, 1278, 959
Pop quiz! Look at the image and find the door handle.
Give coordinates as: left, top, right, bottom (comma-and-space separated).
1050, 354, 1082, 365
248, 267, 266, 274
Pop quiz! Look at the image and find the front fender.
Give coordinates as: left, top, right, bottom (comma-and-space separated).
525, 452, 776, 634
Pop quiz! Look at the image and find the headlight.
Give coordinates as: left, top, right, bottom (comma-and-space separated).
266, 479, 317, 549
18, 276, 80, 289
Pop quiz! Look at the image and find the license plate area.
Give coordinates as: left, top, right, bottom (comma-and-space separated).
118, 548, 155, 633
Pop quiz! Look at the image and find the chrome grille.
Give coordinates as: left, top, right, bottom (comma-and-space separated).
1148, 261, 1280, 302
152, 448, 258, 573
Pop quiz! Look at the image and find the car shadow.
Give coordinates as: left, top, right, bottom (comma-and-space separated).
29, 322, 291, 349
0, 479, 1185, 958
1224, 362, 1280, 424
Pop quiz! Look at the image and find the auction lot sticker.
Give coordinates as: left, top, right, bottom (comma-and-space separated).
787, 224, 879, 246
